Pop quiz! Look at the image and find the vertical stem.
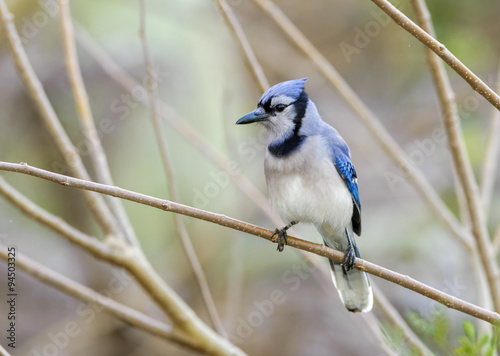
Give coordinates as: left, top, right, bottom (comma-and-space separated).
138, 0, 227, 338
410, 0, 500, 312
57, 0, 139, 247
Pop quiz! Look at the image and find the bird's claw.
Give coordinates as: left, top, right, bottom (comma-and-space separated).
341, 243, 356, 272
272, 228, 288, 252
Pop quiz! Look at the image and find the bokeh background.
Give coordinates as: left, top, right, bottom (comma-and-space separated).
0, 0, 499, 355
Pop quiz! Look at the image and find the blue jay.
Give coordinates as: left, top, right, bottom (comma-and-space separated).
236, 78, 372, 312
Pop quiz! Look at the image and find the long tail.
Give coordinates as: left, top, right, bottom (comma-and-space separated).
326, 239, 373, 312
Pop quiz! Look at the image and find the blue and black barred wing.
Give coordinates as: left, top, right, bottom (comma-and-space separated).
334, 154, 361, 235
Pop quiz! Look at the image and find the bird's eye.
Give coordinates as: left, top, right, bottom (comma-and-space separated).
275, 104, 286, 112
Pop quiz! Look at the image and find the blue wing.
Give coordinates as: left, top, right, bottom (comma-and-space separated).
334, 153, 362, 235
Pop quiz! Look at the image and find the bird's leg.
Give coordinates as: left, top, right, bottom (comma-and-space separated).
341, 228, 356, 273
272, 221, 298, 252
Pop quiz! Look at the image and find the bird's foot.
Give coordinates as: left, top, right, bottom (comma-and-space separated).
272, 221, 297, 252
341, 228, 356, 272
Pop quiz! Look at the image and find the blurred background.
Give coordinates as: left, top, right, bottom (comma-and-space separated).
0, 0, 499, 355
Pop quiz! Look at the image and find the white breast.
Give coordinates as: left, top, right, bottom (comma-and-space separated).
264, 136, 353, 236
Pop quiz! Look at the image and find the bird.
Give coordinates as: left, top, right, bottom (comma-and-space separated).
236, 77, 373, 312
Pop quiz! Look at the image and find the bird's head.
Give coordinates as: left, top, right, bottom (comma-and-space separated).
236, 78, 310, 139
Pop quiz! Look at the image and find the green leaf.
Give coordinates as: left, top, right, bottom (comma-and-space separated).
463, 320, 476, 342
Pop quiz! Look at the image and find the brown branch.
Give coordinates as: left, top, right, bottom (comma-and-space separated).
372, 283, 433, 355
410, 0, 500, 313
0, 245, 199, 352
1, 162, 499, 326
0, 172, 244, 356
251, 0, 473, 250
370, 0, 500, 111
138, 0, 227, 338
0, 0, 121, 238
57, 0, 139, 247
0, 344, 12, 356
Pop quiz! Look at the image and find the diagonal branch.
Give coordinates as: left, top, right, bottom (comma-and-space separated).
481, 63, 500, 220
57, 0, 139, 247
0, 0, 120, 238
0, 171, 244, 356
138, 0, 226, 338
251, 0, 473, 250
369, 0, 500, 111
409, 0, 500, 313
0, 245, 199, 351
1, 162, 499, 326
215, 0, 269, 92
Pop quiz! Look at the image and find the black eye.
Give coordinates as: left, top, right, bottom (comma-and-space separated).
275, 104, 286, 112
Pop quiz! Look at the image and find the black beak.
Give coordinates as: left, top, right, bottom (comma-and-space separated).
236, 110, 270, 125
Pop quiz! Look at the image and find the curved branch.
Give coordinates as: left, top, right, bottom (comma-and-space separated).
0, 245, 198, 351
410, 0, 500, 313
370, 0, 500, 111
57, 0, 139, 247
1, 162, 499, 326
0, 0, 120, 238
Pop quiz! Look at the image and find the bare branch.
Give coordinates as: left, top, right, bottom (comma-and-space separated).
0, 171, 244, 356
215, 0, 269, 92
0, 176, 119, 263
0, 245, 200, 351
410, 0, 500, 313
0, 344, 12, 356
1, 162, 499, 326
372, 283, 433, 355
251, 0, 473, 250
57, 0, 139, 247
138, 0, 227, 338
0, 0, 121, 238
481, 63, 500, 219
370, 0, 500, 111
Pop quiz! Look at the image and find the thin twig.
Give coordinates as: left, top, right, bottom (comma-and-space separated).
481, 63, 500, 220
0, 0, 121, 238
1, 162, 499, 326
57, 0, 140, 247
370, 0, 500, 111
0, 172, 244, 356
138, 0, 227, 338
215, 0, 269, 91
0, 344, 12, 356
0, 245, 199, 351
0, 176, 119, 263
410, 0, 500, 313
73, 24, 281, 228
251, 0, 473, 251
372, 283, 433, 355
